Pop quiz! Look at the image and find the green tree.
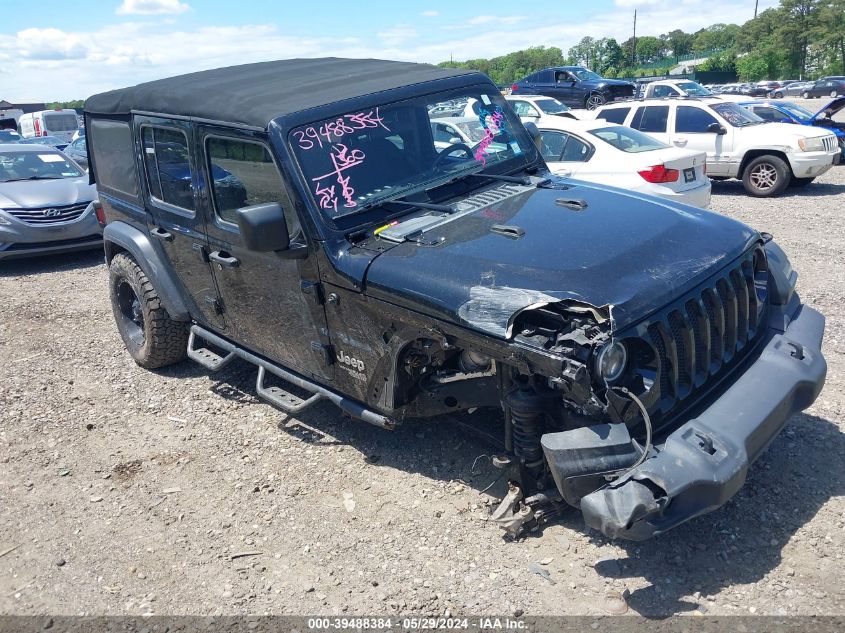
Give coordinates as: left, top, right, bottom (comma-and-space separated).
692, 23, 740, 52
635, 36, 667, 64
662, 29, 695, 57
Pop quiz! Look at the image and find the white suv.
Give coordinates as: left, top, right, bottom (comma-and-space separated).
594, 97, 840, 196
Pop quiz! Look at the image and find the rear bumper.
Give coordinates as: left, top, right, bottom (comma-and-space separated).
550, 303, 826, 540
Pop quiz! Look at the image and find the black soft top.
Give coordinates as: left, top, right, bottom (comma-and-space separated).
85, 58, 479, 129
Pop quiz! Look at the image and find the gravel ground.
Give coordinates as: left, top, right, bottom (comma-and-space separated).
1, 146, 843, 618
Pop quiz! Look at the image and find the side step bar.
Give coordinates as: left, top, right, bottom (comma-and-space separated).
187, 325, 395, 430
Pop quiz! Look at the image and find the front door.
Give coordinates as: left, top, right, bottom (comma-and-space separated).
194, 125, 334, 382
134, 115, 225, 330
670, 105, 734, 176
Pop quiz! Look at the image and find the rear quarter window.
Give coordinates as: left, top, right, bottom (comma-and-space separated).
597, 107, 630, 124
631, 105, 669, 133
88, 118, 140, 202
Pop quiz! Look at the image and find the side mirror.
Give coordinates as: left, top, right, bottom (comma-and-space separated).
235, 202, 290, 252
707, 122, 727, 135
448, 136, 462, 145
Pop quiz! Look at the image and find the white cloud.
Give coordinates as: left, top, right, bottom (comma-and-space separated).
615, 0, 661, 7
421, 10, 438, 17
377, 24, 417, 47
467, 15, 527, 26
0, 0, 783, 101
116, 0, 190, 15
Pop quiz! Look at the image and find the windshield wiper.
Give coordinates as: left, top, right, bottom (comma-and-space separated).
464, 172, 532, 185
386, 199, 456, 213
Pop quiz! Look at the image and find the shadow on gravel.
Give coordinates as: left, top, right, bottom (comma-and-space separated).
711, 179, 845, 198
0, 247, 103, 277
194, 359, 842, 619
581, 412, 844, 618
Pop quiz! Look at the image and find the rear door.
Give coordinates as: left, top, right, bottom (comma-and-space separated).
629, 104, 670, 143
194, 125, 334, 381
134, 115, 226, 329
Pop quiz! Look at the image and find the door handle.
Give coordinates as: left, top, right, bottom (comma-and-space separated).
674, 138, 688, 147
209, 250, 240, 268
150, 226, 174, 241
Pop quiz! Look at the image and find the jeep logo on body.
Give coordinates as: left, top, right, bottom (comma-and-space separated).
337, 350, 364, 372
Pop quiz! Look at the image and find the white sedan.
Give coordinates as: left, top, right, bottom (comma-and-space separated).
536, 117, 712, 209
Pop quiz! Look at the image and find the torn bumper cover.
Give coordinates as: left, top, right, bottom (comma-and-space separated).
550, 304, 826, 540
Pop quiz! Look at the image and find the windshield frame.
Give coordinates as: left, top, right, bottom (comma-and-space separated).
709, 102, 765, 128
534, 98, 571, 114
589, 125, 670, 153
570, 68, 602, 82
675, 81, 712, 97
0, 149, 84, 182
283, 81, 540, 233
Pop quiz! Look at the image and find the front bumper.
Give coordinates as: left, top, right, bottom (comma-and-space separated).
552, 303, 826, 540
0, 205, 102, 260
788, 150, 839, 177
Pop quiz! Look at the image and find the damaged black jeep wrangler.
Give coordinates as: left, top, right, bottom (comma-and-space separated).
85, 59, 826, 540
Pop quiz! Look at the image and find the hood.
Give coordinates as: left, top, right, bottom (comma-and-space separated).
360, 180, 756, 338
741, 121, 834, 140
810, 96, 845, 122
0, 177, 95, 209
595, 79, 636, 89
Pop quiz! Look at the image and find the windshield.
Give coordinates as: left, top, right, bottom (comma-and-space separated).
0, 130, 21, 142
710, 102, 765, 127
43, 113, 79, 132
535, 98, 570, 114
0, 150, 83, 182
676, 81, 712, 96
779, 102, 814, 120
290, 87, 535, 220
589, 126, 669, 153
570, 68, 602, 81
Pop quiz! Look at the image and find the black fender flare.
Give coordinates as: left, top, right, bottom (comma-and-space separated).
103, 222, 190, 321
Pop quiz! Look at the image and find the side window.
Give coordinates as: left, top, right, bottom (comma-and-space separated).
598, 107, 630, 124
538, 131, 567, 161
141, 127, 195, 211
652, 85, 672, 98
511, 101, 534, 117
432, 123, 456, 144
87, 118, 139, 202
635, 106, 669, 133
751, 107, 781, 122
675, 106, 719, 133
206, 137, 300, 237
561, 135, 592, 162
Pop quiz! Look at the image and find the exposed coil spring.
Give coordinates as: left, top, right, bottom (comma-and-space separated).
508, 389, 545, 467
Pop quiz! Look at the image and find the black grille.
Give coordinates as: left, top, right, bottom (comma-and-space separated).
629, 247, 766, 421
5, 202, 90, 225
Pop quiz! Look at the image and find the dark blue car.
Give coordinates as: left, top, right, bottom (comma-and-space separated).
511, 66, 636, 110
740, 97, 845, 158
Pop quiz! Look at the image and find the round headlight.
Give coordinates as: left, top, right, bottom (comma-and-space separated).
595, 341, 627, 383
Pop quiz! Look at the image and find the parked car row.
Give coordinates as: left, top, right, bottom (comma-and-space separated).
706, 78, 845, 100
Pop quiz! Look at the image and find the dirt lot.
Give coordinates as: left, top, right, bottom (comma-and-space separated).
1, 152, 844, 618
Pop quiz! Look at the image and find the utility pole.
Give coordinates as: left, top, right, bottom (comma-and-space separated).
631, 10, 637, 66
754, 0, 759, 18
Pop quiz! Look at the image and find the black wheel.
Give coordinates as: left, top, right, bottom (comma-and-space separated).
789, 176, 815, 187
773, 91, 783, 99
742, 155, 791, 197
585, 93, 606, 110
109, 252, 189, 369
802, 91, 810, 99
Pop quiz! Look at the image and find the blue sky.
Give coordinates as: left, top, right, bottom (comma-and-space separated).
0, 0, 777, 101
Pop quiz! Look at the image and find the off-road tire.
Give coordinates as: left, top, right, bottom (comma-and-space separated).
109, 252, 189, 369
789, 176, 815, 187
741, 155, 791, 197
585, 93, 606, 110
